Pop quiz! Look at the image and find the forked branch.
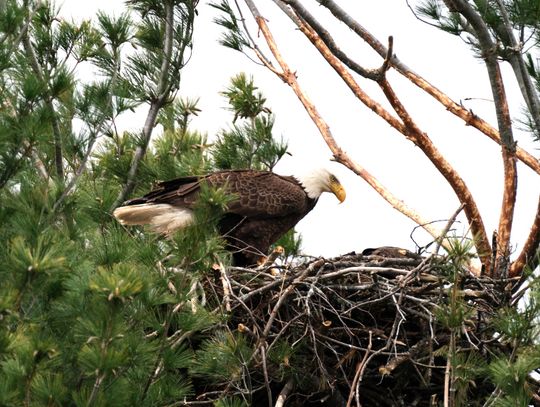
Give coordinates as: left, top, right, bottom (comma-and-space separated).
314, 0, 540, 176
273, 4, 490, 272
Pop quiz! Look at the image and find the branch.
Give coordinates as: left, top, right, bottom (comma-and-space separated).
273, 5, 488, 271
52, 133, 98, 212
315, 0, 540, 176
493, 0, 540, 138
112, 0, 177, 208
274, 378, 294, 407
22, 32, 64, 181
509, 195, 540, 277
434, 204, 465, 255
443, 0, 517, 278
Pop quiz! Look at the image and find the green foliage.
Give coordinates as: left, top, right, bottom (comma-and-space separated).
210, 0, 250, 51
213, 73, 288, 171
0, 0, 299, 403
191, 330, 252, 382
487, 350, 540, 406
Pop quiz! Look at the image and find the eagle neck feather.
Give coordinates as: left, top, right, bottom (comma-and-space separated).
294, 171, 328, 200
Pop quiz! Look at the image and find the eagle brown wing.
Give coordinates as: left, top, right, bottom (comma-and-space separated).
206, 171, 311, 217
125, 170, 311, 218
118, 170, 315, 266
123, 175, 201, 207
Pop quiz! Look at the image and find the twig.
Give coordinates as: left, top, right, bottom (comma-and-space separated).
262, 259, 324, 338
346, 331, 372, 407
274, 378, 294, 407
217, 262, 232, 312
434, 204, 465, 255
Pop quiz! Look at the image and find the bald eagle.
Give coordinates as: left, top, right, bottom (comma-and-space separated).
113, 169, 346, 266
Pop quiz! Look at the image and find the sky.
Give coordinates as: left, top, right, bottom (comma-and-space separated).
60, 1, 540, 260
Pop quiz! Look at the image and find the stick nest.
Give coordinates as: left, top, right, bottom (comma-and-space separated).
191, 250, 534, 406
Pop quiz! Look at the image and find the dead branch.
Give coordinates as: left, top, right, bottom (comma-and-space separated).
273, 5, 489, 272
442, 0, 518, 279
274, 378, 294, 407
510, 195, 540, 278
378, 78, 490, 270
314, 0, 540, 176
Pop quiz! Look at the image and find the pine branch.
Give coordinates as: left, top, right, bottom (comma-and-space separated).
22, 31, 65, 181
314, 0, 540, 176
52, 133, 98, 211
112, 0, 181, 209
493, 0, 540, 138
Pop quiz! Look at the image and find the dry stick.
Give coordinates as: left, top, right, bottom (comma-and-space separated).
315, 0, 540, 176
434, 204, 465, 255
243, 5, 447, 248
261, 259, 324, 338
217, 262, 232, 312
260, 345, 273, 407
443, 0, 518, 279
510, 195, 540, 278
275, 378, 294, 407
346, 331, 372, 407
284, 12, 487, 272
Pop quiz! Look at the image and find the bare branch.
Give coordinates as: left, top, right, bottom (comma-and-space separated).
509, 195, 540, 277
272, 7, 488, 271
378, 78, 491, 269
316, 0, 540, 176
443, 0, 518, 278
274, 378, 294, 407
434, 204, 465, 256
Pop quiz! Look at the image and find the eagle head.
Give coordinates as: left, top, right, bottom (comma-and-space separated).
296, 168, 346, 203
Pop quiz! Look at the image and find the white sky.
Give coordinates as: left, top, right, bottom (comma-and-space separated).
60, 1, 539, 260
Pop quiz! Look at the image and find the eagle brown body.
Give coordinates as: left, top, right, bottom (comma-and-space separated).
113, 169, 345, 266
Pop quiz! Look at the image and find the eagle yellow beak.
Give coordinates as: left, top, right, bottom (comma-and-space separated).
329, 181, 346, 203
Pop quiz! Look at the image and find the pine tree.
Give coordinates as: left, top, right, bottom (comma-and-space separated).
0, 1, 298, 405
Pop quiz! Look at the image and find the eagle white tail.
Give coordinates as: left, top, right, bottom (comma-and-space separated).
113, 203, 194, 234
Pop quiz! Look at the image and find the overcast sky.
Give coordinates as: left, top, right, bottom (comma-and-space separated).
60, 1, 539, 260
